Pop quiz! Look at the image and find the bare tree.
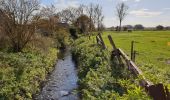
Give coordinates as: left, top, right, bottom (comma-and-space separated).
86, 3, 95, 33
116, 2, 129, 31
58, 5, 86, 24
94, 4, 104, 32
40, 4, 59, 33
40, 4, 57, 18
58, 8, 72, 23
0, 0, 40, 52
77, 4, 86, 16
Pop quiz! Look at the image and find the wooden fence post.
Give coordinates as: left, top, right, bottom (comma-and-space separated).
131, 41, 134, 60
108, 35, 123, 64
133, 50, 136, 62
98, 33, 107, 49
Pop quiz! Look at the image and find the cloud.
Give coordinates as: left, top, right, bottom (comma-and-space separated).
53, 0, 79, 10
163, 8, 170, 10
135, 0, 141, 2
130, 9, 162, 17
107, 0, 141, 2
118, 0, 141, 2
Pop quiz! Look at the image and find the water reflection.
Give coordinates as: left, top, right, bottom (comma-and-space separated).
36, 49, 79, 100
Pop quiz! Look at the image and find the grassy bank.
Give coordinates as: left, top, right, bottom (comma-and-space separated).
102, 31, 170, 85
0, 48, 58, 99
72, 36, 150, 99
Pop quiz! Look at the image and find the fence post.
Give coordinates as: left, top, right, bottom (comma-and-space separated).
108, 35, 123, 65
131, 41, 134, 60
98, 33, 106, 49
96, 36, 99, 44
133, 50, 136, 62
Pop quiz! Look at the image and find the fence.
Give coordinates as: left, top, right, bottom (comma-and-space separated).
96, 33, 170, 100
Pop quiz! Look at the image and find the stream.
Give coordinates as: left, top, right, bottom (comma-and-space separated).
36, 49, 79, 100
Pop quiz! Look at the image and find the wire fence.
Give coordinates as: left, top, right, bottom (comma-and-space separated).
95, 32, 170, 100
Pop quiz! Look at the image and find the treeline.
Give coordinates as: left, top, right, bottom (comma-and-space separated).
0, 1, 105, 52
0, 0, 70, 52
57, 3, 105, 36
108, 24, 170, 31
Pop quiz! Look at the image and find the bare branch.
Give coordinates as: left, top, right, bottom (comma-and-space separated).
0, 0, 40, 52
116, 2, 129, 31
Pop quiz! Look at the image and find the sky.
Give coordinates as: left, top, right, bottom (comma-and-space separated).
41, 0, 170, 27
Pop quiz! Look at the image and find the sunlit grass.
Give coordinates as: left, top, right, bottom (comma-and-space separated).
101, 31, 170, 84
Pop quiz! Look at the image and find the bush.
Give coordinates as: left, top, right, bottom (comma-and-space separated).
54, 28, 70, 49
69, 28, 78, 39
71, 37, 150, 99
134, 24, 144, 30
156, 25, 164, 30
0, 48, 58, 99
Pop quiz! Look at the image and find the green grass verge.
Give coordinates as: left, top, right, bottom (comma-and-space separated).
72, 36, 150, 100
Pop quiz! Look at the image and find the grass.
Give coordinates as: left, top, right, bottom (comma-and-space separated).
101, 31, 170, 85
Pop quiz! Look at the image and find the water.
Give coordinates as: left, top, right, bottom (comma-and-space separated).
36, 49, 79, 100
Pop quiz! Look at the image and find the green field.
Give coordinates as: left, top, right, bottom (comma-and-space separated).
102, 31, 170, 84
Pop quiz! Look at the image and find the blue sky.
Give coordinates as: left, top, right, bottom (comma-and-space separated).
41, 0, 170, 27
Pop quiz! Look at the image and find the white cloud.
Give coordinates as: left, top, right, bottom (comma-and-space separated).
130, 9, 162, 17
135, 0, 141, 2
53, 0, 79, 10
163, 8, 170, 10
118, 0, 141, 2
107, 0, 141, 2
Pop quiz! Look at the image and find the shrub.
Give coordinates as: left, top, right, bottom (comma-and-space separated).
69, 28, 78, 39
156, 25, 164, 30
54, 28, 70, 49
0, 48, 58, 99
72, 37, 150, 99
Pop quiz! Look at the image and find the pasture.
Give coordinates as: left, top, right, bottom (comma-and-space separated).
102, 31, 170, 84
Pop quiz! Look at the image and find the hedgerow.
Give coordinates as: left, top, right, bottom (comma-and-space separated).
0, 48, 58, 99
72, 37, 151, 99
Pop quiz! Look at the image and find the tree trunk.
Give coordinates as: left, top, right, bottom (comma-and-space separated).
12, 43, 22, 52
119, 20, 122, 32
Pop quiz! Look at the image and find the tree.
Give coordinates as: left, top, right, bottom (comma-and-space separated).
75, 15, 93, 34
39, 4, 59, 34
58, 8, 72, 23
94, 4, 104, 32
116, 2, 129, 31
0, 0, 40, 52
124, 25, 133, 30
165, 26, 170, 30
58, 6, 86, 24
134, 24, 144, 30
156, 25, 164, 30
123, 26, 128, 31
86, 3, 95, 33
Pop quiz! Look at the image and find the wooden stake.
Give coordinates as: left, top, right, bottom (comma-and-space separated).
131, 41, 134, 60
108, 35, 122, 64
98, 33, 106, 49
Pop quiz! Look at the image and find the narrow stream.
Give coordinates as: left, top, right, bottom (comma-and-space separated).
36, 49, 79, 100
